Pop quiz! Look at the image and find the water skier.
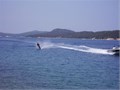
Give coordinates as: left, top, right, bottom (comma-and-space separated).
37, 42, 41, 50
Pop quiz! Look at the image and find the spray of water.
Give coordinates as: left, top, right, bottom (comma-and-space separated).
3, 38, 114, 55
38, 41, 114, 55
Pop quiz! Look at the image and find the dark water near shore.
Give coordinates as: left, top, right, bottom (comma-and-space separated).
0, 37, 119, 89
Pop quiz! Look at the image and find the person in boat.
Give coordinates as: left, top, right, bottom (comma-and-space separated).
37, 42, 41, 50
112, 45, 120, 49
112, 46, 116, 49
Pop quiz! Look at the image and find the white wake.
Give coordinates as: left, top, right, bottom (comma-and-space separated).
37, 41, 114, 55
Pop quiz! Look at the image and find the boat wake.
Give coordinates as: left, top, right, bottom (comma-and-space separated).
39, 42, 114, 55
0, 38, 115, 55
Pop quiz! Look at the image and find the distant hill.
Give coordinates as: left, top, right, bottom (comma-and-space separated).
50, 28, 75, 34
0, 29, 119, 39
64, 30, 120, 39
0, 30, 48, 37
19, 30, 48, 36
30, 29, 120, 39
35, 28, 75, 37
0, 32, 17, 37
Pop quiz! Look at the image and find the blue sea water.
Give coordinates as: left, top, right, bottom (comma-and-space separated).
0, 37, 119, 89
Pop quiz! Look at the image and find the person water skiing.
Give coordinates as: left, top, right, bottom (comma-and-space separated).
37, 42, 41, 50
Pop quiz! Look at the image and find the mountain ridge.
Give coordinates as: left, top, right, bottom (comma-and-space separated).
0, 29, 119, 39
29, 29, 120, 39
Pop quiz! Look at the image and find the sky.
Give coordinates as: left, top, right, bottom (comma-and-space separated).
0, 0, 119, 33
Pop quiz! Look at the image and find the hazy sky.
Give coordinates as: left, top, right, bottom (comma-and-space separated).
0, 0, 119, 33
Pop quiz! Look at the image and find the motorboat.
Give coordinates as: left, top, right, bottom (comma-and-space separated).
107, 46, 120, 56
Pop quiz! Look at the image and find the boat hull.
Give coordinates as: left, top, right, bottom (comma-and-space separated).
108, 49, 120, 56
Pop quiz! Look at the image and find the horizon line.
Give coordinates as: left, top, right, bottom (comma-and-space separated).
0, 29, 119, 34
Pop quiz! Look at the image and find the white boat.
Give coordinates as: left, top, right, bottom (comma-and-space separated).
107, 46, 120, 56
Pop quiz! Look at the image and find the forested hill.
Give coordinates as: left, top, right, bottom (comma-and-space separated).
29, 29, 120, 39
0, 29, 119, 39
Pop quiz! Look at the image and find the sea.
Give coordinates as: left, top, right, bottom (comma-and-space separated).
0, 37, 119, 90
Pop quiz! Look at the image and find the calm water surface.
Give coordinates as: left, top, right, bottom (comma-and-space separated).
0, 37, 119, 89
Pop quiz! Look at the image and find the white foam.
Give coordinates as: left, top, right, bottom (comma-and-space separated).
37, 41, 114, 55
57, 45, 113, 55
